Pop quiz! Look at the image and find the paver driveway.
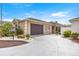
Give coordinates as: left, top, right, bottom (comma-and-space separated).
0, 35, 79, 56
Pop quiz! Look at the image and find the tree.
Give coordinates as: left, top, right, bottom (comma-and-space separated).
2, 22, 12, 36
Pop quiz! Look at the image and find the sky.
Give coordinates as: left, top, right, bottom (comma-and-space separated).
1, 3, 79, 24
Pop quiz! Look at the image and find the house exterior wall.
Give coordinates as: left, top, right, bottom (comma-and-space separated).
61, 21, 79, 34
26, 20, 53, 35
27, 21, 31, 35
17, 21, 27, 35
43, 25, 52, 34
24, 21, 28, 35
71, 21, 79, 33
13, 19, 61, 35
61, 26, 71, 34
18, 21, 25, 30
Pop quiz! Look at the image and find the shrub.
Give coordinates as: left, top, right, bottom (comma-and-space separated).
71, 32, 79, 39
16, 27, 24, 35
63, 30, 72, 37
26, 34, 31, 40
17, 35, 25, 38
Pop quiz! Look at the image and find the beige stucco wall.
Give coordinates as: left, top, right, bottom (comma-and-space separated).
25, 20, 53, 35
18, 21, 25, 34
18, 19, 60, 35
27, 21, 31, 35
17, 21, 30, 35
43, 24, 52, 34
24, 21, 28, 35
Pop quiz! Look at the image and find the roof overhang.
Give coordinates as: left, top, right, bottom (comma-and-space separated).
69, 18, 79, 23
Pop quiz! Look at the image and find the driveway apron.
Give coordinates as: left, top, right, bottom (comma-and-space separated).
0, 35, 79, 56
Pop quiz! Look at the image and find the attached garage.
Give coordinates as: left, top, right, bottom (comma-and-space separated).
30, 23, 43, 35
13, 18, 61, 35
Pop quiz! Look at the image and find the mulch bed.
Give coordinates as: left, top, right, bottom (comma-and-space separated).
0, 40, 28, 48
71, 38, 79, 43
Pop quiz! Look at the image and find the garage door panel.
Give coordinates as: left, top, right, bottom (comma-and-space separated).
31, 24, 43, 35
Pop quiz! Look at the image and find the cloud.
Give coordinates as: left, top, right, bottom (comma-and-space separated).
50, 11, 72, 24
11, 4, 32, 8
2, 19, 13, 21
40, 18, 51, 22
52, 18, 71, 25
51, 11, 67, 17
24, 11, 38, 18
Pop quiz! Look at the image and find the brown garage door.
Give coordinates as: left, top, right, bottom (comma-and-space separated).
31, 24, 43, 35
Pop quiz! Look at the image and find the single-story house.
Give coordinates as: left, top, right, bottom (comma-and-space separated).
70, 17, 79, 33
61, 17, 79, 34
13, 18, 61, 35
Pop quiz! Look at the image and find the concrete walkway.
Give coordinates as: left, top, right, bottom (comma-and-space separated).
0, 35, 79, 56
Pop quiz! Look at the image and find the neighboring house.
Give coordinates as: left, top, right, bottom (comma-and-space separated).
69, 17, 79, 33
61, 17, 79, 34
13, 18, 61, 35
